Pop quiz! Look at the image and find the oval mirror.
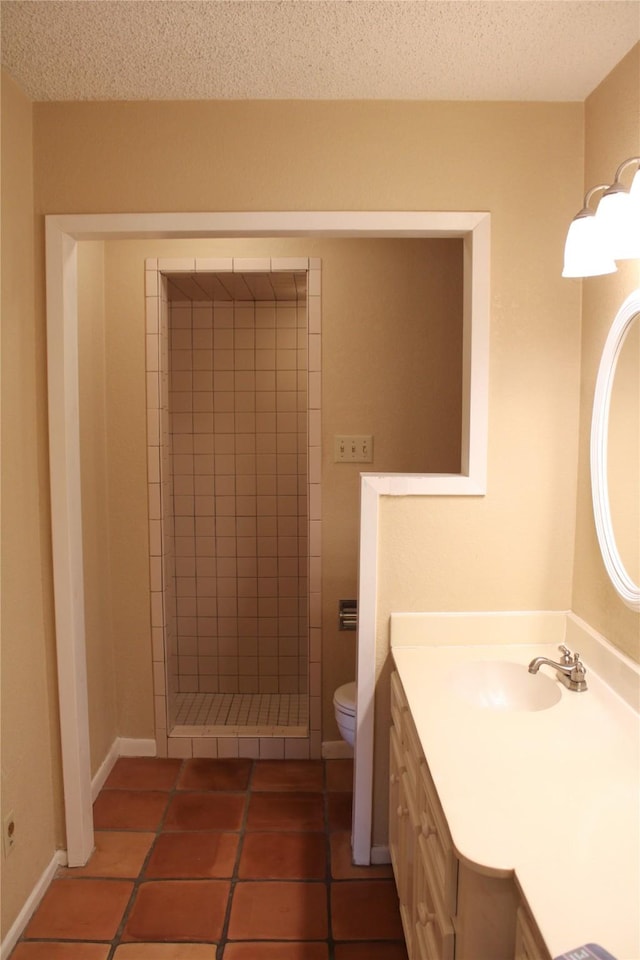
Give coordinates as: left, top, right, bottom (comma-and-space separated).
590, 289, 640, 611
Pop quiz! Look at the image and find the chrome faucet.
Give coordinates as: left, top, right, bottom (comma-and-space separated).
528, 644, 587, 692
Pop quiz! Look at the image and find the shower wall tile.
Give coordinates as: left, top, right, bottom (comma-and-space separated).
159, 257, 195, 271
146, 257, 322, 759
196, 257, 232, 272
271, 257, 309, 272
234, 257, 271, 272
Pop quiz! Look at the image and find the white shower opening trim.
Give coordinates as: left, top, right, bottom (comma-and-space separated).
45, 210, 490, 868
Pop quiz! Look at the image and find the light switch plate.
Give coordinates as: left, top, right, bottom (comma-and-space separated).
334, 435, 373, 463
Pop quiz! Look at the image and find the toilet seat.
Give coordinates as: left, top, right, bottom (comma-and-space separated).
333, 681, 356, 747
333, 681, 356, 715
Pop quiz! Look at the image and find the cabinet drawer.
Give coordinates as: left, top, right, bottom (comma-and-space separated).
389, 725, 404, 883
398, 771, 421, 957
418, 761, 458, 914
391, 671, 408, 732
414, 834, 455, 960
402, 704, 425, 791
390, 724, 406, 784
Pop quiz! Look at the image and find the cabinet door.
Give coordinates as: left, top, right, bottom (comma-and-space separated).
397, 770, 420, 959
418, 762, 458, 915
389, 723, 405, 884
414, 834, 455, 960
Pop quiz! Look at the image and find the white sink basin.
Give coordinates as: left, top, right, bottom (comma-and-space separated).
450, 660, 562, 712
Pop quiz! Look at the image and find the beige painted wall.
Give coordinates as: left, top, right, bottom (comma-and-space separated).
572, 45, 640, 655
5, 71, 637, 936
101, 236, 462, 741
373, 47, 640, 846
78, 242, 119, 767
0, 73, 60, 936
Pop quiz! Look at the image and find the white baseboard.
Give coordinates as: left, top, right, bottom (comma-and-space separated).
117, 737, 157, 758
91, 738, 157, 801
371, 844, 391, 865
91, 739, 120, 802
0, 850, 66, 960
321, 739, 354, 759
2, 737, 158, 957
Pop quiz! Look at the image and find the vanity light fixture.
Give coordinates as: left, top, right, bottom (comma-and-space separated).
562, 156, 640, 278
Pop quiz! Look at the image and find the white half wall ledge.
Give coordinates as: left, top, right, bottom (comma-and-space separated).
46, 209, 490, 869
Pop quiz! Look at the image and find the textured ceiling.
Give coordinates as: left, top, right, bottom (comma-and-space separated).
1, 0, 639, 103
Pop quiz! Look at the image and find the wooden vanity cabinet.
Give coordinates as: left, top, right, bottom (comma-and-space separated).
390, 670, 456, 960
389, 671, 551, 960
515, 905, 552, 960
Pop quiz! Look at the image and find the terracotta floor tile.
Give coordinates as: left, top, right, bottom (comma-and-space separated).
60, 832, 155, 878
113, 946, 217, 959
228, 881, 328, 940
13, 759, 410, 960
330, 832, 393, 880
327, 792, 352, 832
238, 831, 326, 879
325, 759, 354, 793
331, 880, 404, 940
121, 880, 229, 942
23, 878, 133, 941
246, 792, 324, 831
252, 760, 324, 792
104, 757, 182, 791
113, 943, 218, 960
178, 758, 252, 791
334, 944, 409, 959
10, 945, 110, 960
145, 831, 239, 878
223, 943, 329, 959
93, 790, 169, 831
163, 792, 245, 831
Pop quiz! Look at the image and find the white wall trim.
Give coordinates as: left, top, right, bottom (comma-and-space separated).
45, 218, 94, 867
46, 209, 490, 867
0, 850, 67, 960
352, 213, 490, 864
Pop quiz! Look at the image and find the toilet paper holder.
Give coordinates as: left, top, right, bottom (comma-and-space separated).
338, 599, 358, 631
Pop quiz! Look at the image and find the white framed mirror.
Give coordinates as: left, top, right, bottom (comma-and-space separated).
590, 288, 640, 611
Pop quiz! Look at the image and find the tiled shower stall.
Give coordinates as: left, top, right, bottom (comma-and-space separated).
145, 257, 322, 760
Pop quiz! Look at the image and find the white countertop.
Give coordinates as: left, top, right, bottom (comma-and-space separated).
390, 612, 640, 960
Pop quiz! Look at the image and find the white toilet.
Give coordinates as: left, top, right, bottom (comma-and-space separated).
333, 681, 357, 747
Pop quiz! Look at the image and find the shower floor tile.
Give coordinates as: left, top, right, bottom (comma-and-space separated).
173, 691, 308, 731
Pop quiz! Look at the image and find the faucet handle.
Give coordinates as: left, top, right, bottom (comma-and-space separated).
558, 644, 573, 665
570, 653, 587, 684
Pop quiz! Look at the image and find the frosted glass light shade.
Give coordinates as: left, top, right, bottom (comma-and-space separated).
596, 181, 640, 260
562, 213, 617, 278
610, 169, 640, 260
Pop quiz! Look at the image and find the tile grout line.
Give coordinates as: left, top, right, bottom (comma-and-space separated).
9, 759, 408, 960
324, 757, 337, 960
214, 757, 255, 959
105, 758, 188, 960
